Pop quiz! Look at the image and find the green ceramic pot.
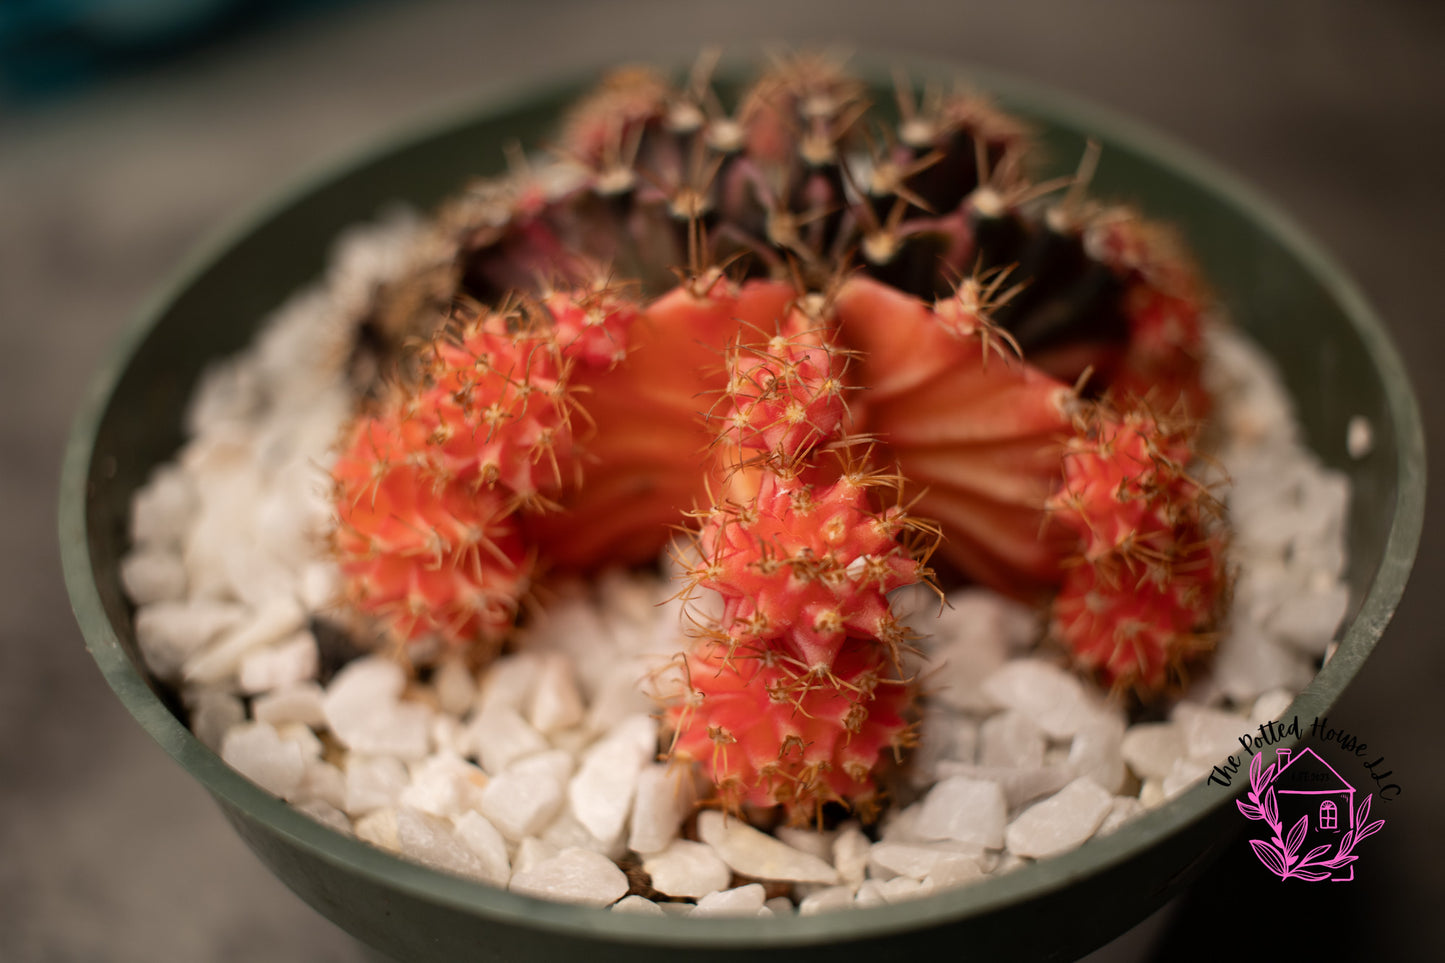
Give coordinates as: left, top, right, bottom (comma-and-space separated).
60, 57, 1424, 962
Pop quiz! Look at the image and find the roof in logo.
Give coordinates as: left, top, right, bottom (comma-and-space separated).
1273, 746, 1354, 794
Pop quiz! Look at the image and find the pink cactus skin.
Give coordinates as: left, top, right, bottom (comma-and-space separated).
666, 294, 935, 824
1046, 407, 1227, 692
331, 413, 530, 648
331, 285, 637, 650
670, 635, 913, 823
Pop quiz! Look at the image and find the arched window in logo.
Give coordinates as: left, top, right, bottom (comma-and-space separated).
1319, 800, 1338, 831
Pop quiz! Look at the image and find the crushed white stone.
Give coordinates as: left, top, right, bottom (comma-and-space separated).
979, 711, 1047, 768
221, 721, 305, 797
868, 842, 980, 882
981, 660, 1092, 739
567, 713, 653, 844
1004, 777, 1113, 859
612, 895, 666, 916
508, 848, 629, 907
480, 750, 571, 841
642, 840, 732, 898
691, 884, 767, 917
913, 776, 1008, 849
135, 600, 246, 681
697, 811, 839, 884
1121, 723, 1185, 782
467, 705, 549, 775
452, 811, 511, 886
799, 885, 859, 916
628, 764, 694, 856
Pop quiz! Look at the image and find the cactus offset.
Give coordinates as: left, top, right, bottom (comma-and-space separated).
666, 297, 936, 822
332, 281, 637, 649
1046, 404, 1227, 692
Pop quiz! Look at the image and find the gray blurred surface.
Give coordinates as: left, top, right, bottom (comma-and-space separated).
3, 1, 1441, 959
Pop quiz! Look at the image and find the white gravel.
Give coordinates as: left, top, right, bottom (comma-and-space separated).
120, 219, 1354, 915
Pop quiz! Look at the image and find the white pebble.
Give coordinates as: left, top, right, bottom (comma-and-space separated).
1251, 689, 1295, 726
342, 701, 432, 760
765, 896, 794, 916
187, 689, 245, 752
1067, 715, 1127, 794
1162, 758, 1212, 799
909, 708, 979, 787
1270, 583, 1349, 655
1097, 796, 1144, 836
642, 840, 732, 898
981, 660, 1091, 738
184, 597, 307, 686
293, 760, 347, 810
832, 823, 871, 885
697, 811, 839, 884
528, 653, 586, 734
431, 715, 472, 758
294, 799, 352, 836
475, 653, 543, 716
468, 705, 549, 775
396, 807, 494, 881
540, 808, 621, 858
1209, 624, 1314, 704
354, 807, 399, 851
774, 826, 835, 862
452, 811, 512, 887
867, 842, 980, 882
612, 896, 666, 916
1004, 777, 1112, 859
514, 837, 561, 876
433, 656, 477, 718
135, 601, 246, 680
567, 714, 654, 844
508, 848, 630, 908
926, 855, 984, 888
252, 683, 326, 728
979, 711, 1046, 768
399, 752, 488, 818
221, 721, 305, 798
344, 755, 409, 816
1121, 723, 1185, 781
799, 885, 859, 916
298, 560, 343, 613
912, 776, 1008, 848
690, 884, 767, 918
120, 550, 187, 604
628, 764, 695, 856
238, 630, 319, 695
129, 465, 197, 548
480, 750, 572, 840
1173, 703, 1248, 765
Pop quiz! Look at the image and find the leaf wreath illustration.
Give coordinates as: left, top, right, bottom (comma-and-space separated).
1236, 751, 1385, 880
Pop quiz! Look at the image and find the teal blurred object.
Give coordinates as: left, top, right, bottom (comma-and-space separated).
60, 57, 1424, 962
0, 0, 363, 100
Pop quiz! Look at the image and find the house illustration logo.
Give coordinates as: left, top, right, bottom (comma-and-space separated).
1237, 746, 1385, 881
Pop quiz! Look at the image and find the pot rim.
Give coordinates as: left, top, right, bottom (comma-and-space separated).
59, 51, 1426, 949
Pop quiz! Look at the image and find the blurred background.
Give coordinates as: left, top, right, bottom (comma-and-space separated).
3, 0, 1441, 959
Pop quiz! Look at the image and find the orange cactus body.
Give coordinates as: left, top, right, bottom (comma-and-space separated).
1046, 407, 1227, 692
